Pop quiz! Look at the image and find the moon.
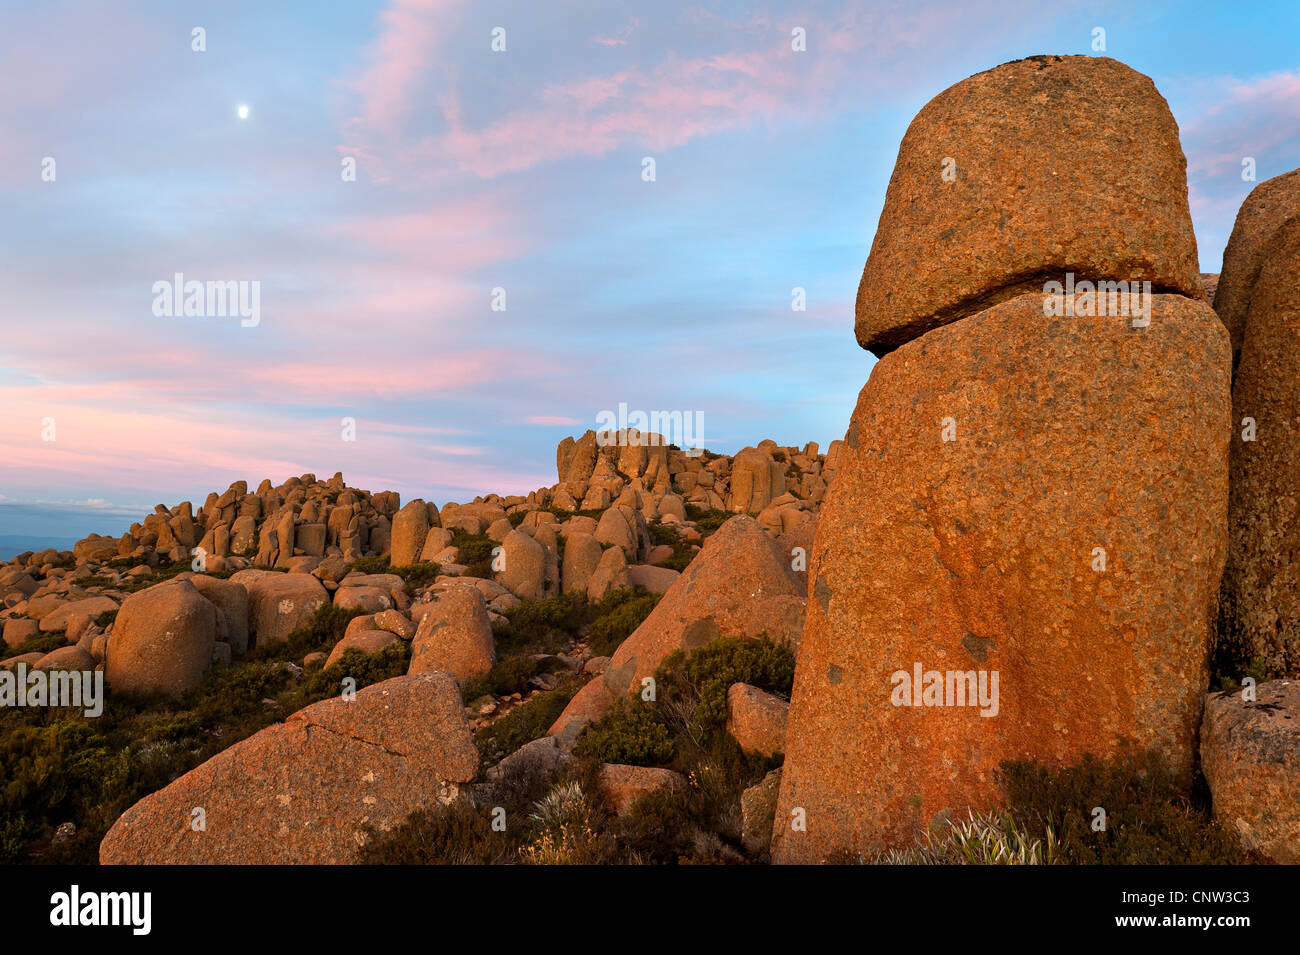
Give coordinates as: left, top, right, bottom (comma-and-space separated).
237, 104, 250, 120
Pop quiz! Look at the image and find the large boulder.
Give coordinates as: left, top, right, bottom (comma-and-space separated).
73, 534, 119, 563
390, 499, 430, 568
726, 448, 785, 514
99, 673, 477, 864
773, 292, 1230, 862
408, 584, 494, 685
495, 529, 544, 601
37, 596, 119, 633
726, 682, 789, 758
1200, 680, 1300, 864
586, 545, 631, 602
324, 629, 400, 669
1221, 216, 1300, 677
560, 532, 603, 596
106, 579, 218, 698
855, 55, 1201, 356
1213, 168, 1300, 363
243, 573, 329, 649
594, 505, 649, 562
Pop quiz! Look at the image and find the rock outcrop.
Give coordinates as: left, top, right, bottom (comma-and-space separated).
99, 673, 477, 864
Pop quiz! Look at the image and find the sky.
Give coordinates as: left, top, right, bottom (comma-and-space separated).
1, 0, 1298, 543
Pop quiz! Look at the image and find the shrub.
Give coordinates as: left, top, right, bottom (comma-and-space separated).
284, 644, 411, 712
573, 700, 675, 766
358, 800, 518, 865
876, 810, 1056, 865
245, 602, 364, 663
0, 630, 68, 662
450, 531, 497, 579
654, 636, 795, 743
390, 561, 441, 591
998, 749, 1251, 864
586, 588, 660, 656
461, 654, 539, 701
348, 555, 390, 575
495, 593, 589, 656
684, 505, 732, 537
473, 683, 581, 767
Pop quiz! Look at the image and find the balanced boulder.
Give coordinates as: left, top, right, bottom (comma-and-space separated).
855, 55, 1201, 356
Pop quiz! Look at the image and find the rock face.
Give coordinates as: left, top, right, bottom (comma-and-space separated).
244, 573, 328, 649
99, 673, 477, 864
773, 292, 1230, 862
1200, 681, 1300, 863
1221, 217, 1300, 677
1213, 168, 1300, 362
408, 584, 494, 684
560, 533, 603, 596
855, 55, 1201, 356
106, 579, 218, 698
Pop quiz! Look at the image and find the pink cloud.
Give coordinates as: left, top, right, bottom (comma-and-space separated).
527, 415, 581, 426
593, 18, 641, 47
345, 0, 460, 140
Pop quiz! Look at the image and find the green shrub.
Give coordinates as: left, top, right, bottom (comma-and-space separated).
349, 555, 390, 575
245, 602, 364, 662
683, 505, 732, 537
461, 654, 540, 701
0, 630, 68, 662
654, 636, 795, 743
496, 593, 589, 656
390, 561, 441, 590
94, 609, 118, 629
284, 644, 411, 712
586, 588, 660, 656
474, 683, 580, 767
998, 749, 1251, 865
573, 700, 675, 766
450, 531, 497, 579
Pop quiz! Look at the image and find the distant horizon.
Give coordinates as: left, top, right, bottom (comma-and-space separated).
4, 0, 1298, 543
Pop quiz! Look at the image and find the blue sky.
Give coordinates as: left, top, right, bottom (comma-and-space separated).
1, 0, 1297, 542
